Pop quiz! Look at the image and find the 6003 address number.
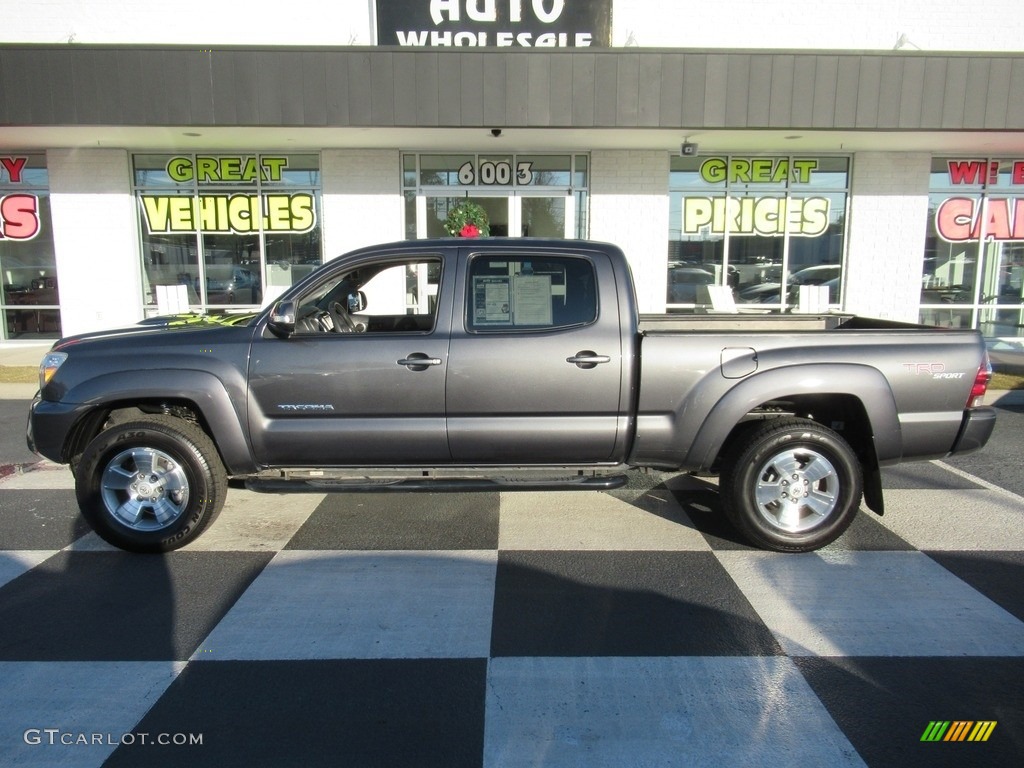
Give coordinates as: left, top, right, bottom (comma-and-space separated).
458, 160, 534, 186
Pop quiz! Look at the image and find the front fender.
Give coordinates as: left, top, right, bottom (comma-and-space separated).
51, 369, 255, 475
682, 363, 901, 471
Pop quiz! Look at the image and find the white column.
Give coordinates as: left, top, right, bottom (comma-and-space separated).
47, 148, 143, 335
320, 149, 405, 260
844, 152, 930, 322
589, 150, 670, 313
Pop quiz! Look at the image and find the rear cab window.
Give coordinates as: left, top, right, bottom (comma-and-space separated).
466, 254, 597, 332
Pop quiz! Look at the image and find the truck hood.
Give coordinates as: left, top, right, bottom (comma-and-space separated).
53, 311, 260, 350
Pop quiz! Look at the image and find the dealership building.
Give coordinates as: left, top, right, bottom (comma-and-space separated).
1, 1, 1022, 341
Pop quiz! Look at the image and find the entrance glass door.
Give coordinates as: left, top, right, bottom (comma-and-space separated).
520, 194, 570, 238
418, 193, 574, 239
404, 153, 588, 241
420, 195, 511, 238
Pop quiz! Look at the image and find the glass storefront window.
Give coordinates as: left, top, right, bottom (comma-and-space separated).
418, 154, 474, 186
667, 155, 849, 312
134, 153, 322, 314
922, 157, 1024, 336
1, 153, 60, 339
573, 155, 588, 188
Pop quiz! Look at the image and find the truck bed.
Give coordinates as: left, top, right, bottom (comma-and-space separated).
637, 313, 943, 334
639, 313, 848, 333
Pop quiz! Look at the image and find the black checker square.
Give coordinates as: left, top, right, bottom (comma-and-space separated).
490, 550, 783, 657
287, 492, 500, 550
104, 659, 487, 768
928, 550, 1024, 624
795, 656, 1024, 767
0, 551, 272, 661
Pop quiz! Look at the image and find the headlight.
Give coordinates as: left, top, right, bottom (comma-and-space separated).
39, 352, 68, 388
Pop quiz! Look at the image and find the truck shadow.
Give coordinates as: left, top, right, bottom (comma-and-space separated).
618, 472, 753, 548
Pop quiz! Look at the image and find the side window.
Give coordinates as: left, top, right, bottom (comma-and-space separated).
294, 257, 441, 334
467, 254, 597, 332
356, 259, 440, 332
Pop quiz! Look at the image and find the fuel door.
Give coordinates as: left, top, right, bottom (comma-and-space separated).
721, 347, 758, 379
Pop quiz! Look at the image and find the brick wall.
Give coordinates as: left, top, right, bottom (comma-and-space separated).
589, 150, 670, 313
844, 152, 931, 322
46, 148, 142, 335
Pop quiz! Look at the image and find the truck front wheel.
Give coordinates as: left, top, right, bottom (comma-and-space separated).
719, 418, 863, 552
74, 415, 227, 553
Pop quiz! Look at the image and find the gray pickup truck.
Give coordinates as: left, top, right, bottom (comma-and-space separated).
28, 238, 996, 553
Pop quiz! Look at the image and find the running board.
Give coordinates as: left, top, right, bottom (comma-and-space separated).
245, 474, 629, 494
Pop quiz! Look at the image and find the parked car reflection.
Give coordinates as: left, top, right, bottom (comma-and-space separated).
668, 266, 716, 304
202, 268, 262, 304
738, 264, 841, 304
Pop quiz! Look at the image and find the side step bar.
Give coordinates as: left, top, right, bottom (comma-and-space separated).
245, 474, 630, 494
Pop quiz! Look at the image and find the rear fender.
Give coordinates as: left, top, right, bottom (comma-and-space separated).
683, 363, 901, 472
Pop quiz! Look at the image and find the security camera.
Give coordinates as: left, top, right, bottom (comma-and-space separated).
491, 128, 502, 138
681, 142, 698, 156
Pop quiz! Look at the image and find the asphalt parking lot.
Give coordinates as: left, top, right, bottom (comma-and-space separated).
0, 353, 1022, 766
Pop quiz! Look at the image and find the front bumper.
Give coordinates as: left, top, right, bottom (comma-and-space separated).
26, 395, 88, 464
949, 406, 997, 455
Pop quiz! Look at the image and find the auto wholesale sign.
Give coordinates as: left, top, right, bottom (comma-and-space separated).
376, 0, 612, 47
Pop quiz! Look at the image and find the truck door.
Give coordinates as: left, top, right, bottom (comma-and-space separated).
247, 254, 452, 466
446, 249, 626, 464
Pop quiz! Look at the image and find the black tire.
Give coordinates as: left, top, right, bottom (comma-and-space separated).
719, 418, 863, 553
74, 415, 227, 553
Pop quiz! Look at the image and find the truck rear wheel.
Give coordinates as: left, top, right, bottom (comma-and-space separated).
75, 415, 227, 553
719, 418, 863, 552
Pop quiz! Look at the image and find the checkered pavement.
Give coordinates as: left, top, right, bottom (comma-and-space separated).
1, 456, 1022, 767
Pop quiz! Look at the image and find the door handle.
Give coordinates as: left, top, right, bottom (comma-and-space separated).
398, 353, 442, 371
566, 351, 611, 369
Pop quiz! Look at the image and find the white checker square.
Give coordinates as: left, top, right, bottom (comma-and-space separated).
717, 550, 1024, 657
195, 549, 497, 660
484, 656, 864, 767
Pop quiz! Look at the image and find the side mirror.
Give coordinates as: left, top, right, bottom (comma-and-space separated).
348, 290, 367, 313
268, 300, 296, 337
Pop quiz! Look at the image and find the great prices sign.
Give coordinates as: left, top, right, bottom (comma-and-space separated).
681, 158, 832, 238
376, 0, 612, 47
0, 157, 41, 241
935, 160, 1024, 242
140, 155, 316, 235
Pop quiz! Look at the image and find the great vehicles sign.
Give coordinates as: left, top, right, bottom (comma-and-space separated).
139, 155, 316, 235
376, 0, 612, 47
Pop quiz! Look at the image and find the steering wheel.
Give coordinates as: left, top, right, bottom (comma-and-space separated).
330, 301, 358, 333
294, 305, 335, 334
